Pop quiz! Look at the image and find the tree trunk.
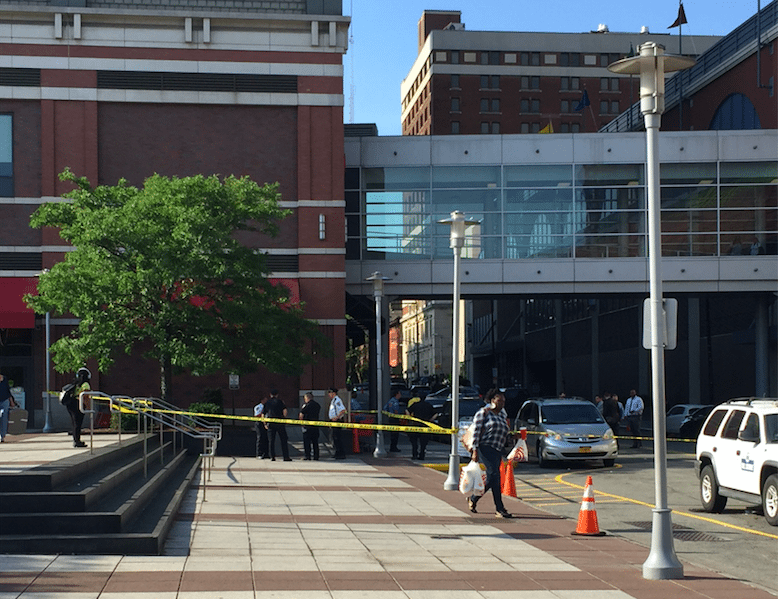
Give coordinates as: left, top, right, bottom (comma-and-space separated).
160, 354, 173, 402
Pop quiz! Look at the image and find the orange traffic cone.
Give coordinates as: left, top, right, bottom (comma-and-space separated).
352, 428, 360, 454
501, 461, 517, 497
572, 476, 605, 536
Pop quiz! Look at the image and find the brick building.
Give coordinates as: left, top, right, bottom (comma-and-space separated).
402, 10, 720, 136
0, 0, 349, 423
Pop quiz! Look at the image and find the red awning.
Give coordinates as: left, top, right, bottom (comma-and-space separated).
0, 277, 38, 328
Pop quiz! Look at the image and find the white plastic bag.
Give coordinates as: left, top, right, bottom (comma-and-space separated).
459, 460, 485, 496
507, 438, 528, 463
461, 422, 476, 451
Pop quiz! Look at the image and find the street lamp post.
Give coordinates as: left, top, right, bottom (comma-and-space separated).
366, 271, 390, 458
609, 42, 695, 581
439, 211, 478, 491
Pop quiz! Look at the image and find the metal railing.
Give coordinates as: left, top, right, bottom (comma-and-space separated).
82, 391, 222, 499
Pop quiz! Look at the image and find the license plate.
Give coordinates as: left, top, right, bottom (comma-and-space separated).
578, 446, 592, 453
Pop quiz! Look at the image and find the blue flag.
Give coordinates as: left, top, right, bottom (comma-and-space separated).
574, 90, 590, 111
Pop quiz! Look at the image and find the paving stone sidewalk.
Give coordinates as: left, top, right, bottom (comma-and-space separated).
0, 433, 775, 598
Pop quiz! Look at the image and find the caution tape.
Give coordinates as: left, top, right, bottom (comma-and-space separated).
88, 394, 456, 435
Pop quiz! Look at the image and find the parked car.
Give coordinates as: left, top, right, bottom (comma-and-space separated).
425, 386, 482, 411
666, 403, 706, 436
515, 397, 618, 468
679, 405, 715, 439
432, 398, 486, 457
351, 382, 370, 406
695, 397, 778, 526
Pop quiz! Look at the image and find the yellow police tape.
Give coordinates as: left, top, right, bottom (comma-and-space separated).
84, 393, 699, 443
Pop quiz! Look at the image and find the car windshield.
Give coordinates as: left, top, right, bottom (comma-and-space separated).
458, 400, 483, 418
765, 414, 778, 443
541, 404, 604, 425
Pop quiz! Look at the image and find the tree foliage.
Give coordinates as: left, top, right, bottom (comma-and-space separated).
27, 170, 326, 399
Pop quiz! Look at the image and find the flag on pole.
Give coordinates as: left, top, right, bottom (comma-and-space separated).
574, 90, 590, 112
668, 2, 688, 28
539, 121, 553, 134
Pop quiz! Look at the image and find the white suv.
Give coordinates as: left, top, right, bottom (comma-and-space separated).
695, 398, 778, 526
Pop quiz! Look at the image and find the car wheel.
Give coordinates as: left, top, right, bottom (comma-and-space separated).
700, 464, 727, 513
603, 458, 615, 468
763, 474, 778, 526
537, 442, 548, 468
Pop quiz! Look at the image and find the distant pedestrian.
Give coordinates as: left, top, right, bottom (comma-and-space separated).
602, 392, 622, 446
0, 372, 18, 443
406, 396, 434, 460
328, 387, 347, 459
60, 368, 91, 448
299, 392, 321, 460
254, 396, 269, 459
265, 389, 291, 461
384, 390, 402, 453
625, 389, 644, 448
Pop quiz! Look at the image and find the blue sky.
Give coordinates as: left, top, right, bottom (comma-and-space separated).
343, 0, 766, 136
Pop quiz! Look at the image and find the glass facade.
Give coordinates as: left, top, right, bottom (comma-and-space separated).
345, 160, 778, 260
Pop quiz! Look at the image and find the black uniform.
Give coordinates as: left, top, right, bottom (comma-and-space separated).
407, 399, 435, 460
300, 399, 321, 460
265, 395, 291, 461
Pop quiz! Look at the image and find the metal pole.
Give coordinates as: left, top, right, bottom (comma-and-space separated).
369, 272, 388, 458
42, 312, 55, 432
443, 242, 462, 490
609, 43, 693, 579
643, 109, 682, 579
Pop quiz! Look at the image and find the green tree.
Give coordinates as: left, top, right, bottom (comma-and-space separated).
27, 170, 326, 400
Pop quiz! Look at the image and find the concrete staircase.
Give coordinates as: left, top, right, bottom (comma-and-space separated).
0, 434, 200, 555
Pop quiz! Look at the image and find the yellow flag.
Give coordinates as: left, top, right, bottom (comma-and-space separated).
539, 121, 554, 134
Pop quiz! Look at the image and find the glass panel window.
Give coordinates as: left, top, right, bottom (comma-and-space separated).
611, 101, 619, 113
0, 114, 12, 197
720, 161, 778, 183
450, 74, 460, 88
363, 167, 430, 190
504, 165, 573, 188
491, 122, 500, 134
480, 98, 489, 112
600, 77, 609, 91
491, 99, 500, 112
561, 100, 570, 113
491, 75, 500, 88
481, 121, 490, 133
611, 78, 620, 91
432, 166, 501, 189
451, 51, 460, 64
451, 97, 460, 111
480, 74, 489, 88
451, 121, 460, 134
660, 162, 717, 185
577, 164, 644, 187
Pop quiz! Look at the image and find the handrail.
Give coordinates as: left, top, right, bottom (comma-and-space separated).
96, 392, 221, 498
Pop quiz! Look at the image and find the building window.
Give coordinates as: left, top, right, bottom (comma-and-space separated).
521, 52, 540, 66
480, 74, 489, 88
561, 100, 570, 113
709, 93, 762, 129
0, 114, 12, 197
491, 122, 500, 134
560, 53, 580, 67
451, 97, 460, 112
491, 98, 500, 112
450, 74, 460, 88
480, 98, 489, 112
451, 51, 460, 64
611, 101, 620, 113
571, 123, 581, 133
560, 77, 580, 91
482, 51, 499, 65
481, 121, 490, 134
520, 122, 529, 133
451, 121, 460, 134
530, 122, 540, 133
600, 100, 608, 114
491, 75, 500, 88
521, 76, 540, 90
601, 77, 620, 91
532, 99, 540, 113
611, 78, 620, 91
